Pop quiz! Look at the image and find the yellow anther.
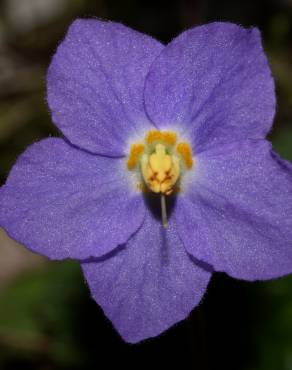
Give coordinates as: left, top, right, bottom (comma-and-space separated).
145, 130, 177, 146
141, 144, 180, 195
161, 131, 177, 146
176, 142, 193, 169
127, 143, 145, 170
145, 130, 162, 144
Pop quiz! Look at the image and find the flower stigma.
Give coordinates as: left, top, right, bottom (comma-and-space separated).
127, 130, 193, 229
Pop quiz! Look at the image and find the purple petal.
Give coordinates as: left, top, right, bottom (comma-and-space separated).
47, 19, 164, 156
176, 139, 292, 280
144, 22, 275, 152
81, 211, 211, 343
0, 138, 144, 260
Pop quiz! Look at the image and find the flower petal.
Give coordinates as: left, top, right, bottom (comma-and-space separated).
0, 138, 144, 260
81, 211, 211, 343
176, 139, 292, 280
47, 19, 164, 156
144, 22, 275, 152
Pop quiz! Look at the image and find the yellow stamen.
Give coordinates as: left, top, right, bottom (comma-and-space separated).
145, 130, 162, 144
141, 143, 180, 195
127, 143, 145, 170
127, 131, 193, 229
176, 142, 193, 169
145, 130, 177, 146
161, 131, 177, 146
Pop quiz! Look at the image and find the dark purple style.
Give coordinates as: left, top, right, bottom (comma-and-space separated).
1, 19, 292, 343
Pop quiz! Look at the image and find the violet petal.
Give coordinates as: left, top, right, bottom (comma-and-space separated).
144, 22, 275, 153
82, 211, 211, 343
47, 19, 164, 156
176, 139, 292, 280
0, 138, 144, 260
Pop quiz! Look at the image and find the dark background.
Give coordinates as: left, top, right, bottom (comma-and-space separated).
0, 0, 292, 369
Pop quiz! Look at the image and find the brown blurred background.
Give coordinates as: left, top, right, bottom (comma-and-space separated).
0, 1, 292, 369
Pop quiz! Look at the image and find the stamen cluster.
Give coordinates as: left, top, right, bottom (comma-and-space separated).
127, 130, 193, 195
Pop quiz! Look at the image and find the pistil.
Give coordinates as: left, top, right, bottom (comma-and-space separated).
160, 194, 168, 229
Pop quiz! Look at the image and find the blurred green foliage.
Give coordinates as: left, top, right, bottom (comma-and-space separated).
0, 0, 292, 369
0, 262, 86, 369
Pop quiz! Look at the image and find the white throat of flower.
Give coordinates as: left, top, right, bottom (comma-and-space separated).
127, 130, 193, 229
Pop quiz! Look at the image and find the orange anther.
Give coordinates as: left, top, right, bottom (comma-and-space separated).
127, 143, 145, 170
176, 142, 193, 169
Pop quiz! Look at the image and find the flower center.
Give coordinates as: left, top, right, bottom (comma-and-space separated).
141, 143, 180, 195
127, 130, 193, 228
127, 130, 193, 195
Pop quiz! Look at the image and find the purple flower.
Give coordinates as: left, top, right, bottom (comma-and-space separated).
1, 19, 292, 343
